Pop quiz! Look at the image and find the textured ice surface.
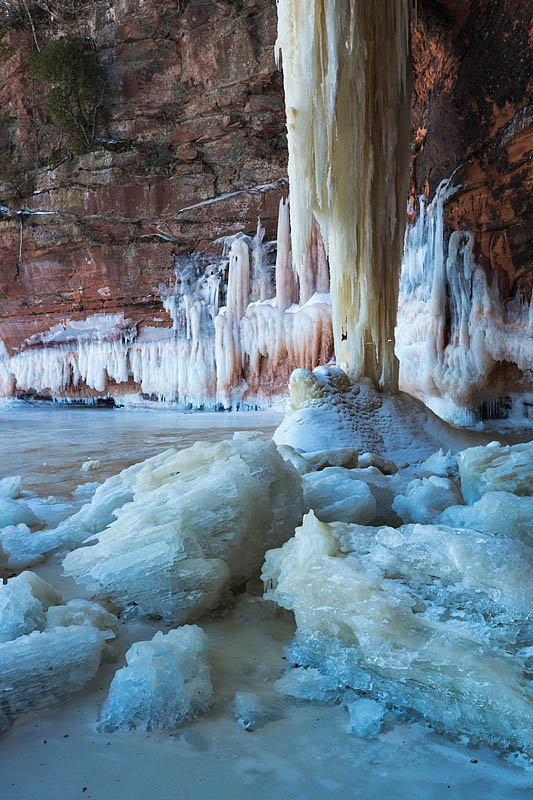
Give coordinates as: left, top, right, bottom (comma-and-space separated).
347, 698, 386, 738
302, 467, 377, 524
392, 476, 464, 524
63, 434, 304, 622
440, 492, 533, 546
0, 497, 39, 528
274, 367, 474, 463
0, 571, 116, 729
0, 475, 21, 499
262, 512, 533, 754
100, 626, 212, 731
458, 441, 533, 503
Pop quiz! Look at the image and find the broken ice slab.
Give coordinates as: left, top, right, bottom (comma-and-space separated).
0, 475, 22, 499
100, 626, 212, 731
262, 511, 533, 755
0, 571, 116, 729
458, 441, 533, 503
0, 626, 110, 721
0, 497, 39, 528
302, 467, 377, 524
63, 434, 304, 622
440, 491, 533, 546
392, 475, 463, 524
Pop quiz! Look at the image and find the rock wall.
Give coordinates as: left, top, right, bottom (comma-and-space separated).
0, 0, 531, 418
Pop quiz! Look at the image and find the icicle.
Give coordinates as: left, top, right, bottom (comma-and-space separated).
275, 197, 297, 310
276, 0, 412, 390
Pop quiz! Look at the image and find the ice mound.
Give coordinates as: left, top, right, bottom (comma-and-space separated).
100, 626, 212, 731
262, 512, 533, 754
302, 467, 377, 524
0, 571, 116, 730
274, 367, 471, 463
0, 523, 51, 569
0, 475, 22, 499
440, 492, 533, 546
392, 476, 464, 524
63, 434, 304, 622
0, 498, 39, 528
458, 441, 533, 503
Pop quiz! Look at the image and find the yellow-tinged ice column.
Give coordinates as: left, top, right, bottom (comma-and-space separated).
276, 0, 412, 391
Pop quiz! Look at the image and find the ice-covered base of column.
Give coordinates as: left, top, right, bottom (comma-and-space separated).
273, 366, 479, 464
63, 434, 304, 622
396, 182, 533, 427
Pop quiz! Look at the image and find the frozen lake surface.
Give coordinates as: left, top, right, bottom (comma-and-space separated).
0, 404, 531, 800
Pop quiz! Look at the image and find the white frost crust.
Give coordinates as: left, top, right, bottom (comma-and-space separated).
262, 511, 533, 754
0, 497, 39, 528
100, 626, 212, 731
63, 434, 304, 622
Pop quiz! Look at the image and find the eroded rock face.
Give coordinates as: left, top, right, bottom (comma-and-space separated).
0, 1, 530, 415
0, 0, 289, 383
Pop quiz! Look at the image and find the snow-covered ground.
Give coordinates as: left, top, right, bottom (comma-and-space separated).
0, 405, 531, 800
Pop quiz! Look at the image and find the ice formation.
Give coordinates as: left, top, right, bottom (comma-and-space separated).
440, 492, 533, 546
0, 497, 39, 528
274, 366, 472, 463
262, 511, 533, 754
458, 440, 533, 502
0, 202, 332, 408
302, 468, 377, 524
276, 0, 411, 390
0, 571, 116, 731
396, 181, 533, 424
392, 475, 463, 524
63, 434, 304, 621
347, 698, 386, 739
0, 475, 21, 499
100, 626, 212, 731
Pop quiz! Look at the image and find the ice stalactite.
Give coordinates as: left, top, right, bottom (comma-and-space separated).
396, 181, 533, 425
276, 0, 412, 390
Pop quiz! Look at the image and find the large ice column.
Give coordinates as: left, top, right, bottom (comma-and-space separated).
276, 0, 412, 390
275, 197, 297, 310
